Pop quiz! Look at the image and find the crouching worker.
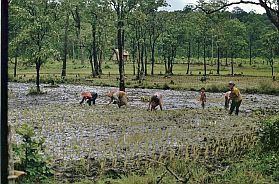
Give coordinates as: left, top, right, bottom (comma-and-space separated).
148, 92, 163, 111
107, 90, 128, 108
224, 91, 231, 109
80, 91, 98, 106
228, 81, 242, 115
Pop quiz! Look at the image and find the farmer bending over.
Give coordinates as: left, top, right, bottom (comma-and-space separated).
224, 90, 231, 109
228, 81, 242, 115
107, 90, 128, 108
148, 92, 163, 111
80, 91, 98, 106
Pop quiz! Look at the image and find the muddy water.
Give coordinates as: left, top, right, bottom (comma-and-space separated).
8, 82, 279, 111
8, 82, 279, 163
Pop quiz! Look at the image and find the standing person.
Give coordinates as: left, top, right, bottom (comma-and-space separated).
80, 91, 98, 106
107, 90, 128, 108
228, 81, 242, 115
200, 87, 206, 109
148, 92, 163, 111
224, 90, 231, 109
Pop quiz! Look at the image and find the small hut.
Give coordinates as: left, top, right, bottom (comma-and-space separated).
111, 49, 129, 62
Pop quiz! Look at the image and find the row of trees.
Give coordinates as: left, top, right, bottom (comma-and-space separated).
9, 0, 279, 92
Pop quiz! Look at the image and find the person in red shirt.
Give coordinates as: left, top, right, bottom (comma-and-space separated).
80, 91, 98, 106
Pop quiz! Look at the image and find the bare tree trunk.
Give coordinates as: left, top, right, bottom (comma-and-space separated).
164, 53, 167, 74
117, 9, 125, 91
92, 23, 99, 77
89, 49, 94, 77
8, 125, 14, 180
122, 29, 125, 76
252, 34, 254, 65
203, 38, 207, 76
72, 6, 84, 65
186, 41, 191, 74
98, 49, 103, 74
151, 43, 155, 75
225, 49, 228, 66
217, 46, 220, 75
231, 53, 234, 75
197, 41, 200, 63
141, 43, 144, 74
132, 40, 136, 75
144, 44, 148, 76
36, 59, 41, 92
137, 39, 141, 80
62, 12, 69, 77
14, 51, 18, 78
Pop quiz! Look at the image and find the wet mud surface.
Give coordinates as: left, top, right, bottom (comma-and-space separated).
8, 82, 279, 111
8, 82, 279, 164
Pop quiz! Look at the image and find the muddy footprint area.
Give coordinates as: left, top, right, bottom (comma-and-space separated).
8, 82, 279, 168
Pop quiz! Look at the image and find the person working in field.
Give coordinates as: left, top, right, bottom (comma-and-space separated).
107, 90, 128, 108
224, 90, 231, 110
80, 91, 98, 106
148, 92, 163, 111
228, 81, 242, 115
200, 87, 206, 109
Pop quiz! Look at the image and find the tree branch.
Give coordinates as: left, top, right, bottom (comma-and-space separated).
144, 158, 191, 183
259, 0, 279, 29
197, 0, 279, 31
198, 0, 277, 14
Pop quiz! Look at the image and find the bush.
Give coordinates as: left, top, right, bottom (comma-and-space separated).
27, 86, 46, 95
207, 84, 227, 93
258, 116, 279, 152
13, 123, 53, 183
163, 83, 171, 90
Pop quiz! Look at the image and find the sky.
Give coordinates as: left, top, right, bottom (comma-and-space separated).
162, 0, 266, 14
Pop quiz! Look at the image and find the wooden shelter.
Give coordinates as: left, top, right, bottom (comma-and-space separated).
111, 49, 129, 62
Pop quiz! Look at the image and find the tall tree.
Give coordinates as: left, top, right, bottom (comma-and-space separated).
60, 0, 72, 77
19, 0, 58, 92
109, 0, 140, 91
71, 1, 85, 65
9, 0, 29, 78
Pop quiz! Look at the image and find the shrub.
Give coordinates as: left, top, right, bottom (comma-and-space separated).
207, 84, 227, 93
13, 123, 53, 183
163, 83, 171, 90
258, 116, 279, 152
27, 86, 45, 95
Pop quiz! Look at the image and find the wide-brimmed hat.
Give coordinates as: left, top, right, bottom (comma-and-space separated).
229, 81, 235, 85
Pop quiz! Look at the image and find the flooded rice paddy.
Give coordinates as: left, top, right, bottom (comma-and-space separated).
8, 82, 279, 170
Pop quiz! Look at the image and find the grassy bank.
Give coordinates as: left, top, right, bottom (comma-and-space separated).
9, 60, 279, 95
40, 115, 279, 184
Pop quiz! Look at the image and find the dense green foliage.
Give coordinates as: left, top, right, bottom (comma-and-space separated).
258, 116, 279, 153
9, 0, 279, 83
13, 124, 53, 183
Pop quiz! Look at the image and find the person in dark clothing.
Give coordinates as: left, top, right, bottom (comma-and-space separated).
148, 92, 163, 111
200, 87, 206, 109
80, 91, 98, 106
